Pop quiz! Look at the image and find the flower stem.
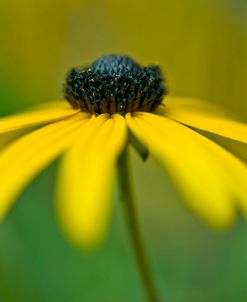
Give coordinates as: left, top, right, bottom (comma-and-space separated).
118, 147, 161, 302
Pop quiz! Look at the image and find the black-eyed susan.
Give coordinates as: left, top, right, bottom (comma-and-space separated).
1, 55, 247, 301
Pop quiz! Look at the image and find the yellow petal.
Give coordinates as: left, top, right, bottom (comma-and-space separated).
160, 96, 231, 116
126, 112, 235, 228
162, 97, 247, 144
0, 113, 90, 219
0, 101, 80, 135
57, 113, 127, 248
191, 132, 247, 216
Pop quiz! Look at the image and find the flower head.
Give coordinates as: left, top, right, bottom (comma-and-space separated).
1, 55, 247, 248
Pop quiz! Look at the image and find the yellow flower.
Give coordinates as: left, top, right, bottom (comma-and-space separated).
1, 55, 247, 249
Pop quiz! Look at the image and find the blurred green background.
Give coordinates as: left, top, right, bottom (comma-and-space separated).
0, 0, 247, 301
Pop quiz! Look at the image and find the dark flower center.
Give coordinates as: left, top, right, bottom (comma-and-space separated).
64, 55, 167, 114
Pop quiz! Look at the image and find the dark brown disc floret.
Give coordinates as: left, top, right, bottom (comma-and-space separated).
64, 55, 167, 115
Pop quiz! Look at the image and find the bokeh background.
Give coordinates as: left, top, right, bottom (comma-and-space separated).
0, 0, 247, 301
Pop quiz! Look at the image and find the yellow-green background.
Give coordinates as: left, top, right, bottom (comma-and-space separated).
0, 1, 247, 301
